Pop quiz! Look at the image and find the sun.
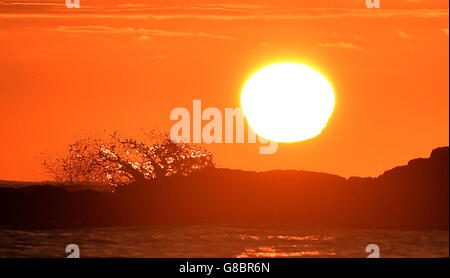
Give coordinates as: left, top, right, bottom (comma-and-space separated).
241, 63, 335, 143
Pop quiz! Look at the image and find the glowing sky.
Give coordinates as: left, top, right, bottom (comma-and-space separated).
0, 0, 448, 181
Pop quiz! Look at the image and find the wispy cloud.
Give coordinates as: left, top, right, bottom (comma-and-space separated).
260, 42, 274, 48
192, 3, 266, 10
50, 25, 234, 40
0, 1, 64, 6
398, 30, 410, 39
136, 35, 150, 41
115, 3, 265, 11
0, 8, 447, 21
318, 41, 363, 51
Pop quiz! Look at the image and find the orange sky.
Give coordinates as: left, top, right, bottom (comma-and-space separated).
0, 0, 448, 181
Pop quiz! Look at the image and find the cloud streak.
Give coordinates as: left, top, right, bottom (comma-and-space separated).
0, 1, 64, 6
318, 41, 363, 50
398, 30, 410, 39
114, 3, 266, 11
50, 25, 234, 40
0, 8, 447, 21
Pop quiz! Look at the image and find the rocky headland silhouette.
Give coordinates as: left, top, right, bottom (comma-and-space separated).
0, 147, 448, 230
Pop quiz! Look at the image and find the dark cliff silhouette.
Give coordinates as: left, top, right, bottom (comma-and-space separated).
0, 147, 448, 229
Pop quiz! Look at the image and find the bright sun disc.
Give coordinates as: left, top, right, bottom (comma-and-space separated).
241, 63, 335, 143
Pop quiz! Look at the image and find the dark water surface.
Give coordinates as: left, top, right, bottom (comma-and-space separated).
0, 226, 448, 258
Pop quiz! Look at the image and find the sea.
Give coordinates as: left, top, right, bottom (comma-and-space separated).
0, 226, 448, 258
